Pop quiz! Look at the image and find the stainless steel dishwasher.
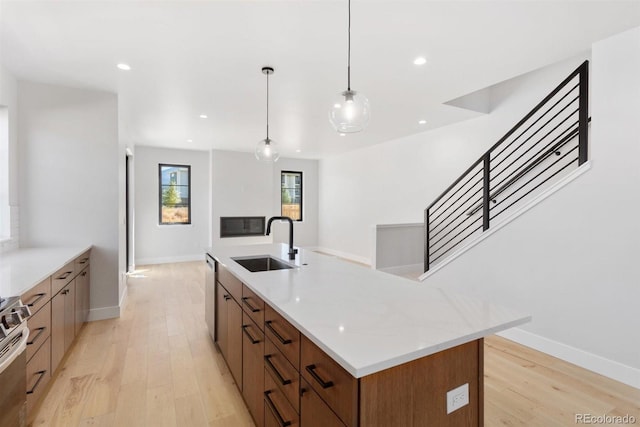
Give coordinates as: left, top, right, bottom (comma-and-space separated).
204, 254, 216, 341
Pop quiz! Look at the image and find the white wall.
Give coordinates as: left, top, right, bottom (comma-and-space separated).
18, 81, 122, 318
318, 55, 589, 264
134, 146, 210, 264
211, 150, 319, 249
425, 27, 640, 387
0, 64, 19, 252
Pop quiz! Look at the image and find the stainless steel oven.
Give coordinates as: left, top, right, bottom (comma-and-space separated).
0, 297, 31, 427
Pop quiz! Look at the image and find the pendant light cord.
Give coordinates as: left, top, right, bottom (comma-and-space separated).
266, 70, 270, 140
347, 0, 351, 91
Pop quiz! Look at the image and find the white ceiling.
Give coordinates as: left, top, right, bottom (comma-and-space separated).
2, 1, 640, 159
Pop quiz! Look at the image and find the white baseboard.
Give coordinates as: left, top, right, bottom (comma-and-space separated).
378, 263, 423, 276
87, 286, 128, 322
135, 253, 204, 266
87, 304, 120, 321
313, 246, 371, 266
118, 284, 128, 313
498, 327, 640, 390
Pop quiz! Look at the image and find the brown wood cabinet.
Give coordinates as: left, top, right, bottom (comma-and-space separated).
301, 335, 358, 427
21, 249, 91, 421
264, 337, 300, 413
51, 280, 75, 373
25, 301, 50, 362
265, 367, 300, 427
242, 313, 264, 427
300, 378, 345, 427
75, 267, 90, 335
215, 281, 243, 388
207, 258, 484, 427
26, 336, 51, 415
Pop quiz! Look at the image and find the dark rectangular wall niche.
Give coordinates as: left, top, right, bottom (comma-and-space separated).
220, 216, 266, 238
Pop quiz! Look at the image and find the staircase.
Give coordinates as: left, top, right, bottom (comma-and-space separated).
423, 61, 590, 274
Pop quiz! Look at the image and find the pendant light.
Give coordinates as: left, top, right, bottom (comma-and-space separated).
255, 66, 280, 162
328, 0, 370, 133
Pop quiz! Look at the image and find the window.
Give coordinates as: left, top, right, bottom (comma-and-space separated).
281, 171, 302, 221
159, 164, 191, 225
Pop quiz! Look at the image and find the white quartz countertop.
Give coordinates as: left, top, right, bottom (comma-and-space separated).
0, 246, 92, 297
207, 243, 531, 378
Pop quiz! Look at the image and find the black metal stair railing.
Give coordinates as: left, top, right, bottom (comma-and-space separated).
424, 60, 589, 272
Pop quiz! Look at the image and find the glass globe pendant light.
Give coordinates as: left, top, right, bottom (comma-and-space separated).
255, 66, 280, 162
329, 0, 370, 133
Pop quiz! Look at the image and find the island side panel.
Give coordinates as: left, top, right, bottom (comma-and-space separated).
359, 339, 483, 427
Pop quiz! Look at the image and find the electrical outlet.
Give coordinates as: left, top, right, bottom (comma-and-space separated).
446, 383, 469, 414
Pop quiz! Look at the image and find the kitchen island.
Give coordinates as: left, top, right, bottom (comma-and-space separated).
206, 243, 530, 427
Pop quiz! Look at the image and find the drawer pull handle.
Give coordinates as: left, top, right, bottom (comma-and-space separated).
265, 321, 292, 345
27, 327, 46, 346
305, 364, 334, 389
79, 257, 89, 264
26, 293, 46, 307
223, 294, 231, 301
264, 354, 292, 386
57, 271, 72, 280
264, 390, 292, 427
242, 297, 260, 313
242, 325, 261, 345
81, 271, 87, 277
27, 370, 47, 394
62, 289, 70, 295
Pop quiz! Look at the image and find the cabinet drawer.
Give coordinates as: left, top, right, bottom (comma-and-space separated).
265, 336, 300, 413
242, 312, 265, 427
74, 250, 91, 271
300, 378, 346, 427
217, 263, 242, 302
26, 301, 51, 362
301, 335, 358, 427
52, 261, 75, 295
264, 367, 300, 427
265, 305, 300, 370
241, 284, 264, 330
26, 336, 51, 416
22, 277, 51, 315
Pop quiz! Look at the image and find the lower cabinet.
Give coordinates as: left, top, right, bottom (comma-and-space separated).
51, 280, 75, 373
242, 313, 264, 427
215, 281, 243, 388
208, 260, 483, 427
75, 267, 90, 335
26, 337, 51, 415
265, 368, 300, 427
21, 249, 91, 420
215, 282, 228, 358
300, 378, 345, 427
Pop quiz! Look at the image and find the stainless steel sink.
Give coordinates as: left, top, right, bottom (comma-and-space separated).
232, 256, 294, 272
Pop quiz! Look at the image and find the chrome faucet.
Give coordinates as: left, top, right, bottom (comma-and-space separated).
266, 216, 298, 260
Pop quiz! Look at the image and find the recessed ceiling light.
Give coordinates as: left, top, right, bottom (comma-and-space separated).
333, 104, 342, 109
295, 149, 301, 153
339, 133, 346, 137
187, 139, 193, 143
413, 57, 427, 66
199, 114, 208, 119
418, 119, 427, 125
117, 63, 131, 71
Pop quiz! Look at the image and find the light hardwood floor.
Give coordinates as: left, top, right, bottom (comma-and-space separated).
30, 261, 640, 426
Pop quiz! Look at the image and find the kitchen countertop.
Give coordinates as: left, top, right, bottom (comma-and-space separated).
0, 246, 92, 297
207, 243, 531, 378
